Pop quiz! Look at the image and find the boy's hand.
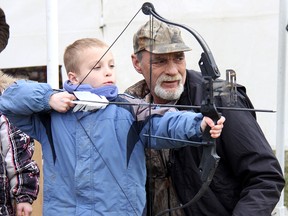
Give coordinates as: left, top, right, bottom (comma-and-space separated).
201, 116, 225, 138
16, 202, 32, 216
49, 91, 76, 113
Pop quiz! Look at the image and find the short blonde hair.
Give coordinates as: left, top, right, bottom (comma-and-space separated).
63, 38, 108, 73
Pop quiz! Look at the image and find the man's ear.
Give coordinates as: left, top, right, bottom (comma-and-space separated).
131, 54, 142, 74
67, 71, 79, 84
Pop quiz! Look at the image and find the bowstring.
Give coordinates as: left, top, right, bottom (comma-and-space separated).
75, 7, 142, 90
147, 15, 154, 216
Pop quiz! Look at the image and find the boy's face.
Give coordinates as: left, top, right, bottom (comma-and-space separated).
69, 46, 116, 88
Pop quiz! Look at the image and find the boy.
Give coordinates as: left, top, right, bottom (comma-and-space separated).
0, 38, 224, 216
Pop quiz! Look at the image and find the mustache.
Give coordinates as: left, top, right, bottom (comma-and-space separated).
157, 74, 182, 83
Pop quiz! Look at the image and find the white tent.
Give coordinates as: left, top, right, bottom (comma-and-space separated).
0, 0, 287, 214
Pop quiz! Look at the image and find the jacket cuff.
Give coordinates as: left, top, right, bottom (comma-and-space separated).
44, 89, 55, 111
15, 195, 35, 204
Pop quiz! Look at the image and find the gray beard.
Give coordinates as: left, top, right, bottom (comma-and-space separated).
154, 83, 184, 101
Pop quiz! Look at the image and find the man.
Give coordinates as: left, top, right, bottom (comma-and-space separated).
125, 19, 285, 216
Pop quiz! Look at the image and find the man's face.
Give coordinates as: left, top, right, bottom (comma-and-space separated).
135, 50, 187, 104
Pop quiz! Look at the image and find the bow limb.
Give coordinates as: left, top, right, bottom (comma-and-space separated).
142, 2, 222, 215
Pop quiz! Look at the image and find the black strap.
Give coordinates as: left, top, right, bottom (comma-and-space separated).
38, 113, 57, 163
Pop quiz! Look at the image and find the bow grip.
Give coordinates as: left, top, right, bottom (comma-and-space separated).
199, 76, 221, 182
199, 103, 221, 182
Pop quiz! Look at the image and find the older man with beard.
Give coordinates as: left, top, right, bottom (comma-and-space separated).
125, 19, 285, 216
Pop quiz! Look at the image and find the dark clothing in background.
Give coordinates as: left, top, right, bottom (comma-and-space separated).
0, 8, 9, 52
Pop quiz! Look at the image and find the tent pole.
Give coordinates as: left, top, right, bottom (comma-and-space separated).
275, 0, 288, 214
46, 0, 59, 88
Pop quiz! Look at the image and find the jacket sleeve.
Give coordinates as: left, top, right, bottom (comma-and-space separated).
0, 80, 53, 138
218, 88, 285, 215
1, 115, 40, 204
0, 8, 9, 52
125, 95, 204, 148
137, 108, 203, 149
0, 80, 53, 114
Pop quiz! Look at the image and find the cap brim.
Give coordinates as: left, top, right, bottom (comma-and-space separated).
146, 43, 192, 54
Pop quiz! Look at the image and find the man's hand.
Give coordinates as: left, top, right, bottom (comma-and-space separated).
49, 91, 76, 113
201, 116, 225, 138
16, 202, 32, 216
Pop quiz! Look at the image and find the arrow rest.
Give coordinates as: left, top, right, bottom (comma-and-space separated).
213, 69, 238, 107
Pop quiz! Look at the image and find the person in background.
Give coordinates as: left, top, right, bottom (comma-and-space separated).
0, 8, 40, 215
126, 19, 285, 216
0, 37, 225, 215
0, 71, 40, 216
0, 7, 9, 53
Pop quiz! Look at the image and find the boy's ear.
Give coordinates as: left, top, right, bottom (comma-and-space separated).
67, 71, 79, 84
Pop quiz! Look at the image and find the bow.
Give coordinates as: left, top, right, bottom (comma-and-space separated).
71, 3, 274, 215
141, 2, 228, 215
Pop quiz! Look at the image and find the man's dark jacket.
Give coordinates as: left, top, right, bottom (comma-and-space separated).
169, 70, 285, 216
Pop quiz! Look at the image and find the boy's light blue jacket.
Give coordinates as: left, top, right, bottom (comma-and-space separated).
0, 80, 203, 216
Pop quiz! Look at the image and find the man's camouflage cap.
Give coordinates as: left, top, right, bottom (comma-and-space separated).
133, 19, 191, 54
